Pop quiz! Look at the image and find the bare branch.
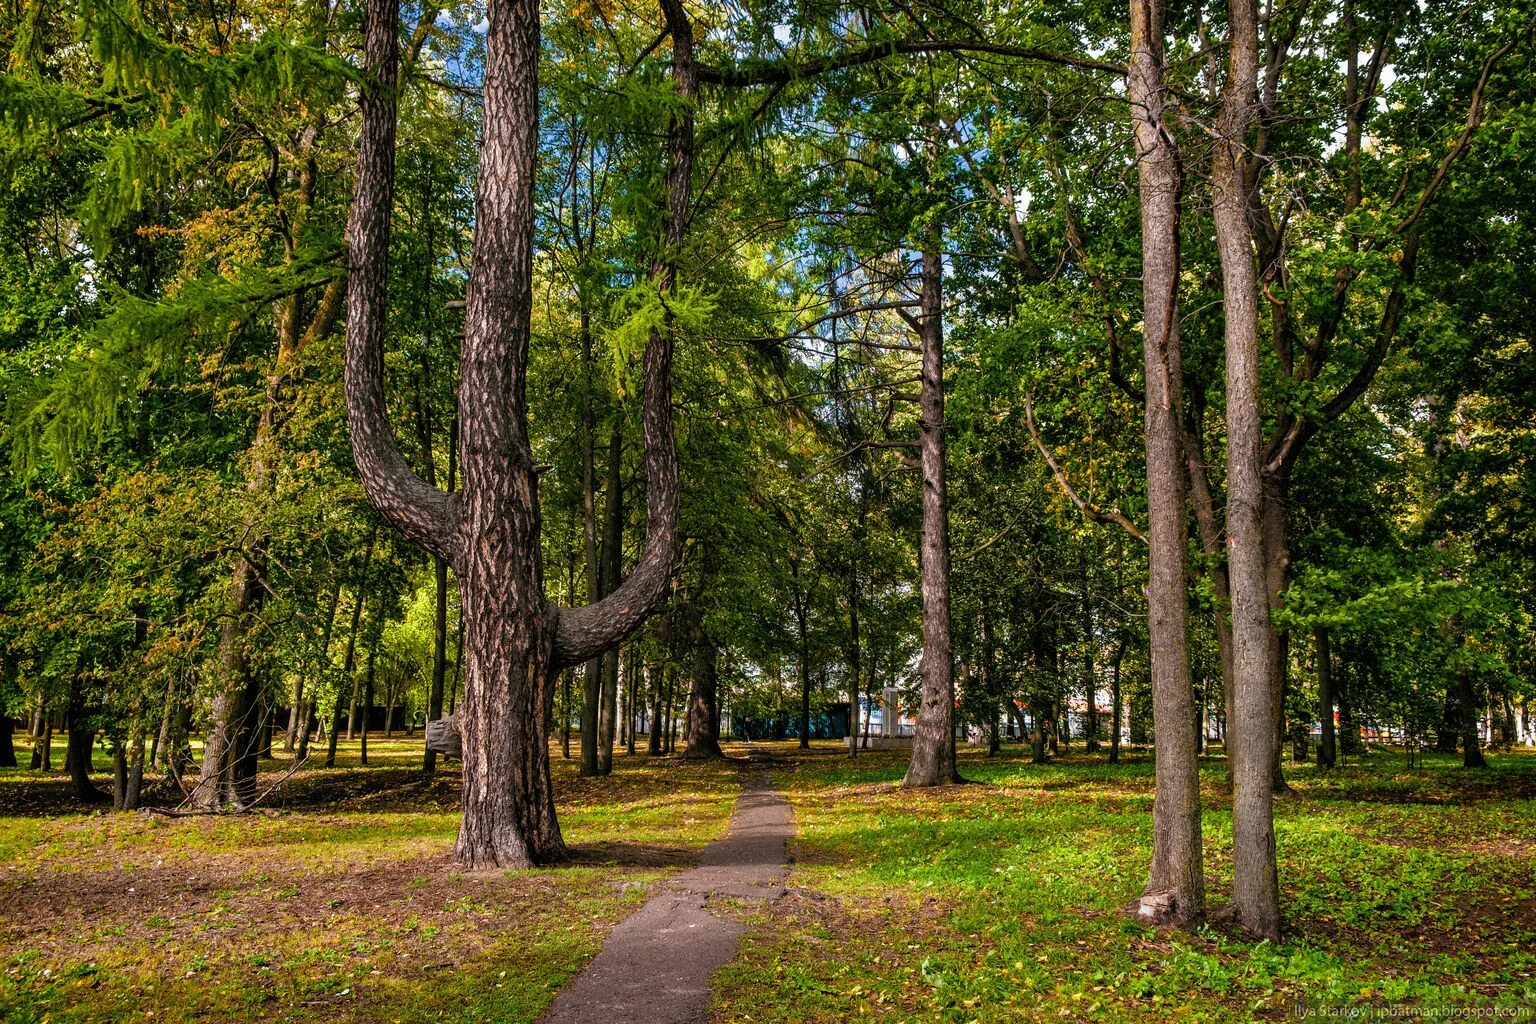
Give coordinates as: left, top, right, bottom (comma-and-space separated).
1025, 394, 1147, 544
697, 39, 1124, 87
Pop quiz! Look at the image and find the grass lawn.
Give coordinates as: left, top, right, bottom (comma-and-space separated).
717, 742, 1536, 1023
0, 738, 741, 1024
3, 737, 1533, 1023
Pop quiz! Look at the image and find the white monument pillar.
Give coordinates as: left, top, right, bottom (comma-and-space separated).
883, 686, 900, 738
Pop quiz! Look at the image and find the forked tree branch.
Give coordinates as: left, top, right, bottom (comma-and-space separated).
552, 0, 694, 668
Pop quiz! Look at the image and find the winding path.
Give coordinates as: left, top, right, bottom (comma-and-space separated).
539, 768, 793, 1024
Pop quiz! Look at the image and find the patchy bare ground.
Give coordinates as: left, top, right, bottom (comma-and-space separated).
0, 739, 744, 1024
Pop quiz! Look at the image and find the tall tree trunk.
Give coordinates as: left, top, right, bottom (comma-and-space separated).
167, 699, 193, 779
626, 654, 638, 758
904, 219, 960, 789
149, 705, 162, 770
1337, 646, 1366, 756
1214, 0, 1280, 940
125, 724, 146, 811
683, 611, 722, 759
298, 701, 318, 762
113, 739, 128, 810
847, 560, 862, 757
286, 678, 304, 752
981, 599, 1000, 756
66, 683, 106, 803
1127, 0, 1204, 927
423, 552, 451, 774
193, 555, 268, 808
1316, 627, 1336, 768
578, 408, 605, 777
1261, 476, 1293, 796
618, 655, 629, 749
345, 0, 686, 868
1031, 698, 1047, 764
561, 669, 572, 758
361, 632, 376, 766
598, 643, 620, 773
414, 168, 456, 776
668, 665, 681, 753
229, 668, 266, 807
1185, 416, 1236, 774
327, 532, 374, 768
648, 665, 665, 756
189, 107, 343, 811
792, 558, 812, 750
1459, 666, 1488, 768
1110, 634, 1128, 764
1081, 567, 1098, 754
595, 420, 624, 775
30, 702, 51, 771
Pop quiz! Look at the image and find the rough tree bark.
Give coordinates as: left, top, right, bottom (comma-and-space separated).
1213, 0, 1281, 941
682, 604, 723, 759
903, 218, 960, 789
344, 0, 687, 868
1126, 0, 1203, 928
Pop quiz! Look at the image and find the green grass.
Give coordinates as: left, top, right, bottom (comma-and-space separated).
715, 742, 1536, 1023
0, 739, 741, 1024
5, 736, 1533, 1023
